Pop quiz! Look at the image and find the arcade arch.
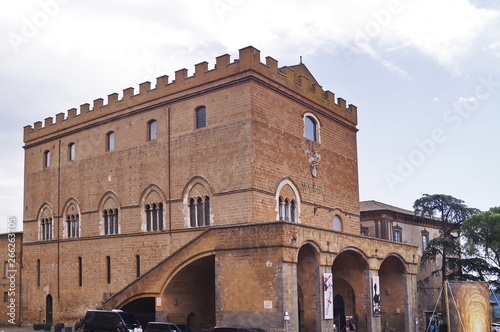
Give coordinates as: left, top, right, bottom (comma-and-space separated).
379, 255, 407, 331
331, 249, 369, 332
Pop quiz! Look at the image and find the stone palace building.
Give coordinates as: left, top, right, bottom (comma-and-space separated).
22, 46, 420, 332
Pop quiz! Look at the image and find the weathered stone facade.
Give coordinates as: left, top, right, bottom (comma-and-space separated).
22, 46, 419, 331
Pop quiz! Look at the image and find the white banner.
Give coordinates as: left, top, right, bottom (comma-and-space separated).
372, 275, 380, 316
323, 273, 333, 319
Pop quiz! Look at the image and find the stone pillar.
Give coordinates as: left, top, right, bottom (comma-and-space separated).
319, 265, 334, 332
403, 272, 418, 332
367, 269, 382, 332
280, 261, 298, 332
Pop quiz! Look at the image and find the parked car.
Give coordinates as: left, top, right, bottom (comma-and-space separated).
83, 309, 140, 332
145, 322, 183, 332
212, 327, 266, 332
175, 324, 196, 332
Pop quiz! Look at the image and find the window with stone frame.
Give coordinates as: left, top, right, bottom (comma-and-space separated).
41, 217, 53, 240
279, 197, 296, 222
333, 215, 343, 231
276, 180, 300, 223
145, 202, 164, 231
393, 225, 402, 242
304, 113, 320, 143
66, 214, 80, 238
189, 195, 210, 227
103, 208, 119, 235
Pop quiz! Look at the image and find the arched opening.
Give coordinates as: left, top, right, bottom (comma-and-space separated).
379, 256, 407, 332
163, 256, 215, 331
332, 250, 369, 331
46, 294, 53, 326
333, 294, 345, 332
297, 244, 320, 332
121, 297, 155, 327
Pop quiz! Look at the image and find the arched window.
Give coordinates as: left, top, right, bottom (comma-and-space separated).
196, 106, 206, 129
279, 197, 284, 221
68, 143, 76, 161
106, 132, 115, 151
66, 214, 80, 238
304, 114, 319, 142
148, 120, 157, 140
333, 215, 342, 232
103, 208, 119, 235
145, 202, 163, 231
204, 196, 210, 226
41, 217, 52, 240
279, 197, 296, 222
189, 196, 210, 227
189, 198, 196, 227
284, 199, 290, 221
43, 150, 50, 167
276, 180, 300, 223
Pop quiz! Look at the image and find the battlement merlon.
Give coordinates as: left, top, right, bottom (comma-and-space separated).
23, 46, 358, 143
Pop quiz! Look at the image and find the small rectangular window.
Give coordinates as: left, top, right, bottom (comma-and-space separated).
69, 143, 76, 161
44, 150, 50, 167
422, 231, 429, 251
3, 292, 7, 302
78, 257, 82, 287
196, 107, 206, 129
148, 120, 157, 140
136, 255, 140, 278
393, 229, 402, 242
106, 256, 111, 284
3, 261, 8, 278
37, 259, 41, 286
107, 132, 115, 151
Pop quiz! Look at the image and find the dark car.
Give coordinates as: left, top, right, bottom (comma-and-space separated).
175, 324, 196, 332
145, 322, 183, 332
83, 309, 140, 332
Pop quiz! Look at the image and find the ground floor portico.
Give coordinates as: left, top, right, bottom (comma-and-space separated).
105, 222, 418, 332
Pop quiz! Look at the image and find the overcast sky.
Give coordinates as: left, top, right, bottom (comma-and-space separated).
1, 0, 499, 233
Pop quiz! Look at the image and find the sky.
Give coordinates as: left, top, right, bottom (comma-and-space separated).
1, 0, 499, 233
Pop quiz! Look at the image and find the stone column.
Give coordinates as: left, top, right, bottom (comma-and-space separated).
367, 269, 381, 332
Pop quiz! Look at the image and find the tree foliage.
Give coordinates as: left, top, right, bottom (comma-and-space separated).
461, 207, 500, 290
413, 194, 480, 287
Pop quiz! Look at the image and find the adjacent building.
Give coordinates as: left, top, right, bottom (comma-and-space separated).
360, 200, 443, 329
22, 46, 419, 332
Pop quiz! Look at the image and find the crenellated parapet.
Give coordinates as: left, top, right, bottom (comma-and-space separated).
24, 46, 357, 143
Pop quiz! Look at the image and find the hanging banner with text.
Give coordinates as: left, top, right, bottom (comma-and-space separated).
324, 273, 333, 319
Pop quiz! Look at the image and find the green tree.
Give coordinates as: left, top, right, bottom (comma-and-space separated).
413, 194, 480, 287
461, 207, 500, 290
